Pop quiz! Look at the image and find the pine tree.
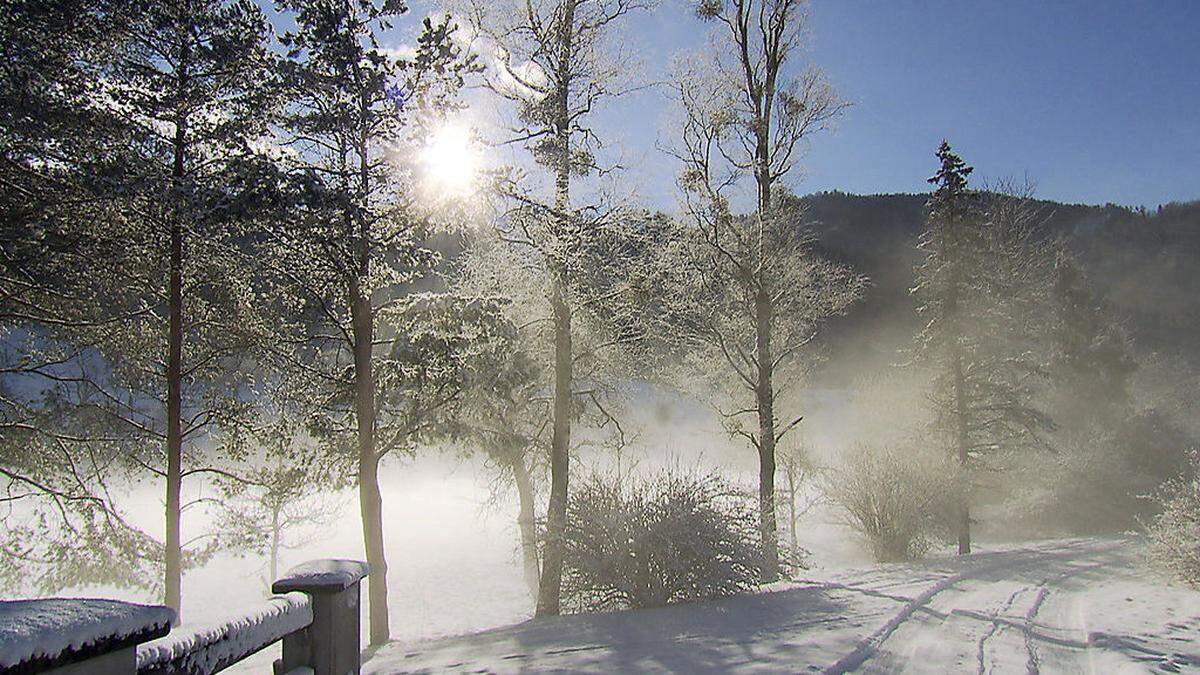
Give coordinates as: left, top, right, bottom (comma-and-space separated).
95, 0, 274, 615
914, 142, 1053, 554
1026, 250, 1146, 533
1048, 251, 1136, 424
0, 0, 162, 591
1, 0, 275, 614
452, 240, 581, 604
266, 0, 475, 644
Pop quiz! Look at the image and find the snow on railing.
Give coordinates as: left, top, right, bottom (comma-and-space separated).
0, 558, 369, 675
136, 592, 312, 675
0, 598, 173, 673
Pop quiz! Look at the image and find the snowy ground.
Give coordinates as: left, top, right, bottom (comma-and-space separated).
362, 538, 1200, 674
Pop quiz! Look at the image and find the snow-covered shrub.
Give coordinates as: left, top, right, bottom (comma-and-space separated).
561, 469, 762, 612
1145, 454, 1200, 587
829, 443, 954, 562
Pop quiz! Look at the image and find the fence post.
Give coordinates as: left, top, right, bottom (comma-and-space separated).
271, 559, 370, 675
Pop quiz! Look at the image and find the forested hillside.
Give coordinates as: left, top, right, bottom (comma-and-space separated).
802, 191, 1200, 382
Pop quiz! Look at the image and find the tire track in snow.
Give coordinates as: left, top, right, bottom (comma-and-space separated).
1019, 561, 1106, 673
1021, 585, 1050, 673
822, 540, 1120, 674
974, 585, 1024, 674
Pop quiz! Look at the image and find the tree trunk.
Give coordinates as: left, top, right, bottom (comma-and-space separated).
269, 507, 280, 587
511, 455, 540, 601
536, 0, 576, 618
755, 287, 780, 582
164, 210, 183, 618
351, 90, 390, 644
786, 456, 797, 553
749, 51, 781, 580
951, 344, 971, 555
536, 274, 571, 617
351, 278, 389, 644
164, 38, 189, 617
945, 220, 971, 556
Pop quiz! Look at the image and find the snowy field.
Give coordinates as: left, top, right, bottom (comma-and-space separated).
34, 420, 1197, 674
362, 538, 1200, 674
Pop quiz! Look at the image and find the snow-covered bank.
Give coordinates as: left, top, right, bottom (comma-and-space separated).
363, 538, 1200, 674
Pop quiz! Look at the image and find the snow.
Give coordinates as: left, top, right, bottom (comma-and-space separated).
363, 537, 1200, 674
136, 591, 312, 674
0, 598, 172, 669
272, 559, 371, 593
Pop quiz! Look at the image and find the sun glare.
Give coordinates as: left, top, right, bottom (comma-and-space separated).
420, 123, 480, 198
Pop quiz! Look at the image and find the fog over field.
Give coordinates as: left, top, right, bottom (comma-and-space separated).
2, 0, 1198, 673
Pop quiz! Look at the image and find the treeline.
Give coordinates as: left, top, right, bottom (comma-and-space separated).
818, 157, 1198, 564
801, 190, 1200, 373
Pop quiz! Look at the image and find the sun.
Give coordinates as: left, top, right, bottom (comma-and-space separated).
419, 123, 480, 198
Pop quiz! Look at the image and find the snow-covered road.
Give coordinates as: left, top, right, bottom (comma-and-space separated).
364, 538, 1200, 673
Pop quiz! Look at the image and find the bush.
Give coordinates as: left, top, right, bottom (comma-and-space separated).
1146, 454, 1200, 587
829, 443, 954, 562
561, 469, 762, 612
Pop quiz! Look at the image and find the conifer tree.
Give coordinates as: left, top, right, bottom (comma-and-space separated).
913, 142, 1053, 553
0, 0, 160, 591
267, 0, 475, 644
1, 0, 275, 615
1048, 251, 1136, 425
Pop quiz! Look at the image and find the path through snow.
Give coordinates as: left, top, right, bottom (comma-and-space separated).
363, 538, 1200, 673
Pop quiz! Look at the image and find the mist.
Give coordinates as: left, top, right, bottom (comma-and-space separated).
3, 1, 1198, 673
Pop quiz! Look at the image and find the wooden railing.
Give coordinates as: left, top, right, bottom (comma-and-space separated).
0, 559, 369, 675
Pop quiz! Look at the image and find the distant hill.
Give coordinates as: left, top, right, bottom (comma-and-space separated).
798, 191, 1200, 381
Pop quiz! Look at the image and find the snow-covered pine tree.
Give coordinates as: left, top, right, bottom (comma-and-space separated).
1048, 251, 1136, 425
453, 264, 548, 601
913, 142, 1054, 554
92, 0, 277, 616
2, 0, 276, 615
1029, 250, 1177, 534
265, 1, 476, 644
0, 0, 165, 593
452, 248, 548, 601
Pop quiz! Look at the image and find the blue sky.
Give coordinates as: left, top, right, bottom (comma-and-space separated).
565, 0, 1200, 210
376, 1, 1198, 210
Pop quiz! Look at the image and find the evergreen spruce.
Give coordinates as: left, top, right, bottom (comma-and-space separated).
267, 0, 475, 644
913, 142, 1053, 554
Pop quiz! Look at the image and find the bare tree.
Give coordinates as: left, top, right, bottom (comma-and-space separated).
665, 0, 859, 581
775, 433, 821, 556
456, 0, 652, 615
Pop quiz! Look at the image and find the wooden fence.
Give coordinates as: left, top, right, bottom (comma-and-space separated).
0, 559, 369, 675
